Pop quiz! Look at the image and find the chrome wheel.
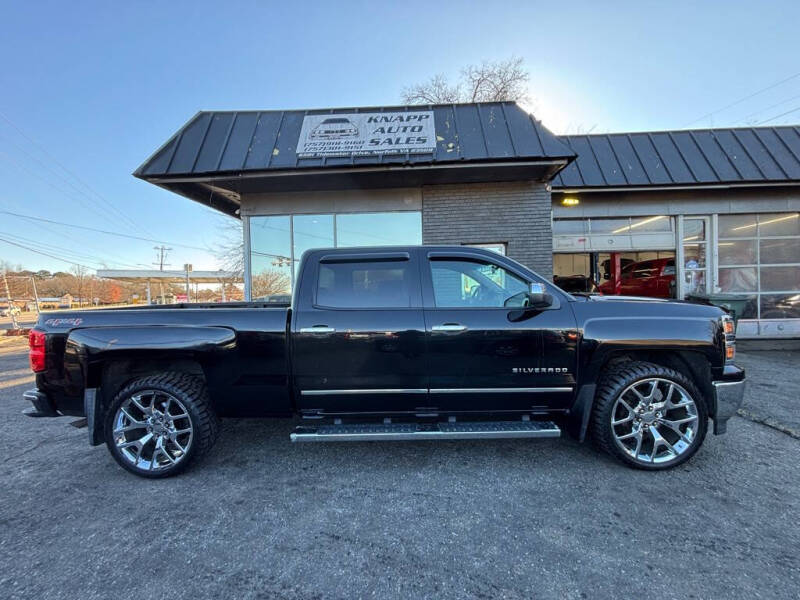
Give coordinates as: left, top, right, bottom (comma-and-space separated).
610, 377, 699, 465
112, 390, 193, 472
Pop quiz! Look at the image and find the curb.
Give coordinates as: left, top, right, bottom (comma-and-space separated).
3, 328, 30, 337
737, 408, 800, 439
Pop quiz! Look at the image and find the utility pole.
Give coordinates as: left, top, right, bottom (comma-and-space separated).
184, 263, 192, 303
30, 276, 40, 313
153, 246, 171, 304
2, 270, 20, 330
153, 246, 172, 270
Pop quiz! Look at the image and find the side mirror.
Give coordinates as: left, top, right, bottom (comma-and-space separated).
527, 282, 553, 309
524, 292, 553, 309
504, 283, 553, 310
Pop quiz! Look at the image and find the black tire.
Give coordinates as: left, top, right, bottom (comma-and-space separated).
590, 361, 708, 470
104, 372, 219, 478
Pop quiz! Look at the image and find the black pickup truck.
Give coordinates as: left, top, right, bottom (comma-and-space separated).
24, 246, 745, 478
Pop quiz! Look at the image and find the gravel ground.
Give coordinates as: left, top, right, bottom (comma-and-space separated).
1, 336, 798, 600
736, 345, 800, 436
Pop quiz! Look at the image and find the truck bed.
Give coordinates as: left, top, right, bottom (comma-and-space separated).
35, 304, 293, 419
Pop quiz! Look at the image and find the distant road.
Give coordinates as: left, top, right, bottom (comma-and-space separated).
0, 313, 37, 330
0, 305, 125, 331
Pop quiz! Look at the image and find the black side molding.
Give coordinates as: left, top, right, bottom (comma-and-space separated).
84, 388, 103, 446
564, 383, 597, 442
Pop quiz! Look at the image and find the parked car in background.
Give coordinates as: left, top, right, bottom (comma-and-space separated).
1, 305, 21, 318
553, 275, 600, 294
599, 258, 676, 298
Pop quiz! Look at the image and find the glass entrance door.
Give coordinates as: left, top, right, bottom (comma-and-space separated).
682, 217, 710, 296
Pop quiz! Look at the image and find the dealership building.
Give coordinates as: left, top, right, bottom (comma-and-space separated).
136, 102, 800, 338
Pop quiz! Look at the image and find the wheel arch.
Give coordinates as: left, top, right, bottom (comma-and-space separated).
568, 348, 714, 442
96, 355, 207, 406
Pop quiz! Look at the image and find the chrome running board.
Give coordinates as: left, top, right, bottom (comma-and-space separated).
290, 420, 561, 442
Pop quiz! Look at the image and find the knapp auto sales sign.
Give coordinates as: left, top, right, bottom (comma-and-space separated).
296, 111, 436, 157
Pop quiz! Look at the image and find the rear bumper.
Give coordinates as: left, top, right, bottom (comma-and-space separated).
711, 379, 746, 434
22, 388, 60, 418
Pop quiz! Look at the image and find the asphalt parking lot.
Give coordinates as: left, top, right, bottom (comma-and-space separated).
1, 335, 798, 599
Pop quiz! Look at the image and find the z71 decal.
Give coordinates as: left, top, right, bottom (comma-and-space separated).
44, 317, 83, 328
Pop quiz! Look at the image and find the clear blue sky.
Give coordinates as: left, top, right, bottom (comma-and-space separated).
2, 0, 799, 273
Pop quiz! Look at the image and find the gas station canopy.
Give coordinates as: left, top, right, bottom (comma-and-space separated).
97, 270, 241, 283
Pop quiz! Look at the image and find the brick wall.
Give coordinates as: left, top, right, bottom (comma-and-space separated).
421, 181, 553, 278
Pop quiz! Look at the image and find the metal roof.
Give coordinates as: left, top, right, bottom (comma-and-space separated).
552, 126, 800, 190
136, 103, 574, 176
135, 103, 575, 215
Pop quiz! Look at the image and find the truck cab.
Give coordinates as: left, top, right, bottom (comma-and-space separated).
291, 247, 576, 417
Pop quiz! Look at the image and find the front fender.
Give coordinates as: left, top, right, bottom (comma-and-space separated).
566, 315, 723, 442
578, 316, 722, 386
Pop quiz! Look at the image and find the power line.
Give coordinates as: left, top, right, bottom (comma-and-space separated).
0, 230, 149, 269
0, 109, 150, 236
736, 92, 800, 125
682, 70, 800, 127
0, 236, 93, 270
0, 137, 138, 235
754, 105, 800, 125
0, 209, 209, 251
0, 197, 159, 269
0, 149, 130, 225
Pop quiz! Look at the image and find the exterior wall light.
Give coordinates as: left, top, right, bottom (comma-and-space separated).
561, 197, 580, 206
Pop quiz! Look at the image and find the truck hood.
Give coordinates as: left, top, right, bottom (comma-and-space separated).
574, 293, 725, 320
587, 295, 670, 303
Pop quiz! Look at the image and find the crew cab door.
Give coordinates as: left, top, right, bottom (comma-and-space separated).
421, 251, 578, 413
291, 250, 427, 415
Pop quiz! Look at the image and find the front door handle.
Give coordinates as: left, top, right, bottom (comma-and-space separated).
432, 323, 467, 332
300, 325, 336, 333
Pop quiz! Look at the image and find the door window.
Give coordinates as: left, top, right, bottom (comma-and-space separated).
682, 218, 709, 296
430, 259, 529, 308
317, 260, 412, 308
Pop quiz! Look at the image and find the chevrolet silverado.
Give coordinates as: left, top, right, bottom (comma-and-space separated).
24, 246, 745, 477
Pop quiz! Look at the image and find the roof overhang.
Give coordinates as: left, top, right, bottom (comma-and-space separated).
135, 103, 576, 217
552, 180, 800, 194
144, 158, 571, 217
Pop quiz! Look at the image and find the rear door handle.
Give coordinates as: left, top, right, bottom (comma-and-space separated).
432, 323, 467, 332
300, 326, 336, 333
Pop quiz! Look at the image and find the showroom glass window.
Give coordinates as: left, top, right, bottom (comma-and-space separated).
249, 211, 421, 296
718, 212, 800, 319
250, 216, 293, 300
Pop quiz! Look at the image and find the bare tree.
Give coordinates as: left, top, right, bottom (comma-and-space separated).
70, 265, 88, 306
401, 56, 530, 105
251, 270, 291, 299
401, 73, 462, 104
212, 216, 245, 276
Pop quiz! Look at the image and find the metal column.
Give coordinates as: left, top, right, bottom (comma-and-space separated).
243, 216, 252, 301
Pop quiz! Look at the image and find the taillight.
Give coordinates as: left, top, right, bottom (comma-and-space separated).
721, 315, 735, 363
29, 329, 46, 372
